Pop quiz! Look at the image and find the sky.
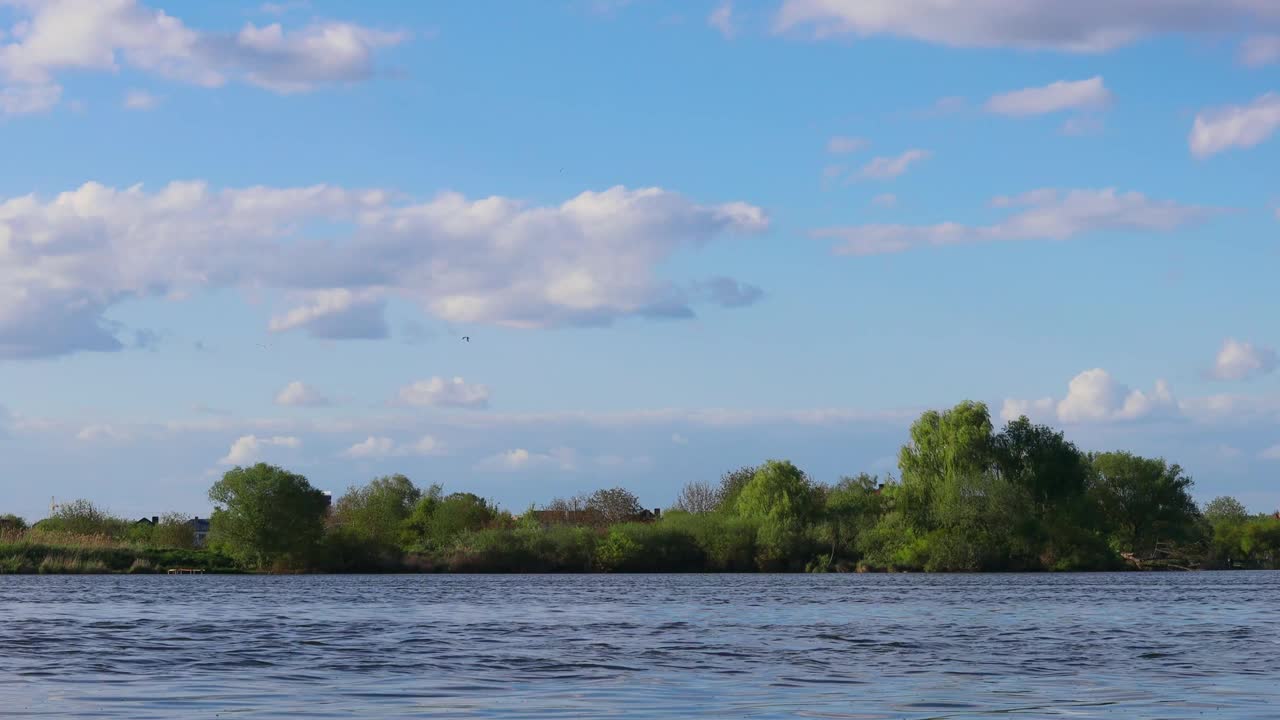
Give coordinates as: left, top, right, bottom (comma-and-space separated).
1, 0, 1279, 521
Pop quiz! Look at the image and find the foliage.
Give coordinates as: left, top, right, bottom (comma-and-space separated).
151, 512, 197, 549
715, 465, 758, 512
16, 401, 1251, 574
1088, 452, 1202, 557
1203, 496, 1250, 525
36, 500, 129, 538
403, 490, 499, 552
332, 474, 424, 555
0, 514, 27, 533
0, 531, 238, 574
208, 463, 330, 569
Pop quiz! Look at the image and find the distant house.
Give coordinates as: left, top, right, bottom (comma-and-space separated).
134, 516, 159, 526
188, 517, 211, 547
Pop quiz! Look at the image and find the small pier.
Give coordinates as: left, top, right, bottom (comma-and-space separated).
166, 568, 206, 575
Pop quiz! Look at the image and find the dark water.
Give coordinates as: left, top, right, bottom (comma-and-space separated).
1, 573, 1277, 718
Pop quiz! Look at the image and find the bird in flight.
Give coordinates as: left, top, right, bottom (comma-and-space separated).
461, 336, 470, 342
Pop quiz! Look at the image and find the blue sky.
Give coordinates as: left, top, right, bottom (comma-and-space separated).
2, 0, 1279, 521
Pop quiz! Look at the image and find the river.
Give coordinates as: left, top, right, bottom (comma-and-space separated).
1, 572, 1276, 718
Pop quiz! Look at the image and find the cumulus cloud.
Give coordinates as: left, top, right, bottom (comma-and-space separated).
1002, 369, 1177, 424
122, 89, 159, 110
475, 447, 578, 472
396, 377, 490, 409
1189, 93, 1280, 158
218, 434, 300, 465
0, 0, 405, 114
274, 381, 329, 407
1261, 444, 1280, 460
340, 434, 442, 459
985, 76, 1111, 116
0, 181, 767, 359
671, 433, 689, 445
858, 149, 930, 180
708, 1, 735, 38
772, 1, 1280, 52
1212, 338, 1278, 381
816, 188, 1213, 256
826, 135, 867, 154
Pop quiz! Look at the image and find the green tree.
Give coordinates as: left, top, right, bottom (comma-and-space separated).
892, 402, 1042, 571
1203, 496, 1249, 525
732, 460, 821, 569
1089, 452, 1201, 557
331, 474, 422, 551
208, 463, 329, 569
821, 473, 888, 562
993, 417, 1089, 511
402, 489, 497, 551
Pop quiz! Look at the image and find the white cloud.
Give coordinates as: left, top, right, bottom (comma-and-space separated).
122, 88, 159, 110
826, 135, 867, 154
708, 1, 735, 38
269, 289, 388, 339
75, 423, 131, 442
816, 188, 1213, 256
1212, 338, 1278, 381
671, 432, 688, 445
476, 447, 578, 472
0, 181, 766, 359
999, 397, 1055, 423
1003, 369, 1177, 424
1189, 93, 1280, 158
858, 149, 930, 180
773, 1, 1280, 52
396, 377, 490, 409
218, 434, 300, 465
1260, 444, 1280, 460
985, 76, 1111, 116
871, 193, 897, 208
274, 381, 329, 407
1239, 35, 1280, 66
0, 0, 405, 114
340, 434, 443, 459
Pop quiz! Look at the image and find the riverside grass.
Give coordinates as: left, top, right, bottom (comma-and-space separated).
0, 529, 239, 574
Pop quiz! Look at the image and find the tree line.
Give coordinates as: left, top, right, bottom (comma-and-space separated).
4, 401, 1278, 573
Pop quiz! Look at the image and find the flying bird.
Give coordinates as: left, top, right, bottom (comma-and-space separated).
461, 336, 470, 342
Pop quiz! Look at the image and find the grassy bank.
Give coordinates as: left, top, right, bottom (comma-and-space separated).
0, 530, 240, 574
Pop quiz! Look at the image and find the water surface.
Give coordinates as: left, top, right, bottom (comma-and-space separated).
1, 573, 1277, 718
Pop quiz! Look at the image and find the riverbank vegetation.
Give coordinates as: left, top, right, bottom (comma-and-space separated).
4, 402, 1277, 574
0, 504, 237, 574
